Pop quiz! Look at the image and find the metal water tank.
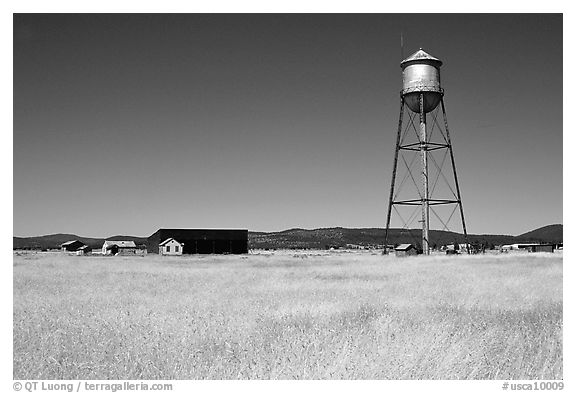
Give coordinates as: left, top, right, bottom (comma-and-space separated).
401, 49, 443, 113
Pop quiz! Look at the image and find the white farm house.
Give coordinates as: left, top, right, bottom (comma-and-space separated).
159, 238, 184, 256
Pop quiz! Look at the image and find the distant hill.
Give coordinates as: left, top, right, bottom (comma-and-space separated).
13, 224, 562, 251
248, 227, 518, 250
516, 224, 563, 244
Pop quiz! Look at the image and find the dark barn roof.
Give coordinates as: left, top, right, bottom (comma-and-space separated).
147, 229, 248, 254
60, 240, 85, 251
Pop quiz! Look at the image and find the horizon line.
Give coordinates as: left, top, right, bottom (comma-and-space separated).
12, 223, 563, 240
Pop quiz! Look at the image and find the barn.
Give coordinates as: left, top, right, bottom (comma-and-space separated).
61, 240, 85, 252
501, 243, 555, 253
148, 229, 248, 254
528, 244, 555, 253
102, 240, 139, 255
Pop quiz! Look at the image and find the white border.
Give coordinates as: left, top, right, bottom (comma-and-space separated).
4, 3, 571, 392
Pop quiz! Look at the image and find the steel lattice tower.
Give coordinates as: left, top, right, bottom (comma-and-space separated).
384, 49, 469, 254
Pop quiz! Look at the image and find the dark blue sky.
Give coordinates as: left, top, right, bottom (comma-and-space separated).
13, 14, 562, 237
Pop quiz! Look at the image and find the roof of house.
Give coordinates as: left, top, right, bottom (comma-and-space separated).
151, 229, 248, 242
103, 240, 137, 248
395, 244, 415, 251
77, 245, 90, 250
61, 240, 82, 246
159, 238, 183, 246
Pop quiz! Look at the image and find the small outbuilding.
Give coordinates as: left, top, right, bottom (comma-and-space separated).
395, 243, 418, 257
61, 240, 85, 252
159, 238, 184, 256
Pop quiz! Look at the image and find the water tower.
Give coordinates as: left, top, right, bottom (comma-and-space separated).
384, 49, 469, 254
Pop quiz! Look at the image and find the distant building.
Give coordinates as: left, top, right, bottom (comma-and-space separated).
395, 243, 417, 257
102, 240, 139, 255
61, 240, 85, 252
527, 244, 555, 253
75, 245, 92, 255
501, 243, 555, 253
159, 238, 184, 256
147, 229, 248, 254
445, 243, 470, 254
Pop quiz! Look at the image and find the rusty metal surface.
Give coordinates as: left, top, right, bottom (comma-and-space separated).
403, 91, 442, 114
402, 63, 441, 91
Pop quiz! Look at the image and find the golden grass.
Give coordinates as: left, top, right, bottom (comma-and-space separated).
13, 250, 562, 379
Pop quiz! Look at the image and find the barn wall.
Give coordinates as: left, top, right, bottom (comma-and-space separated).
532, 244, 554, 253
147, 229, 248, 254
117, 248, 137, 255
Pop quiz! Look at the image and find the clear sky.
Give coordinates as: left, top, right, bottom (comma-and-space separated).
13, 14, 562, 238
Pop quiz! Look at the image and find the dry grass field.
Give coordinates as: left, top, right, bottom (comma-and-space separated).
13, 250, 562, 380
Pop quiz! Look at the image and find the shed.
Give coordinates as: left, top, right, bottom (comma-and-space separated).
102, 240, 138, 255
395, 243, 418, 257
159, 238, 184, 256
61, 240, 85, 252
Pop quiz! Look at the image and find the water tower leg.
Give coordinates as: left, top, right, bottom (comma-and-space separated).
419, 94, 430, 255
440, 98, 469, 253
384, 97, 405, 254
